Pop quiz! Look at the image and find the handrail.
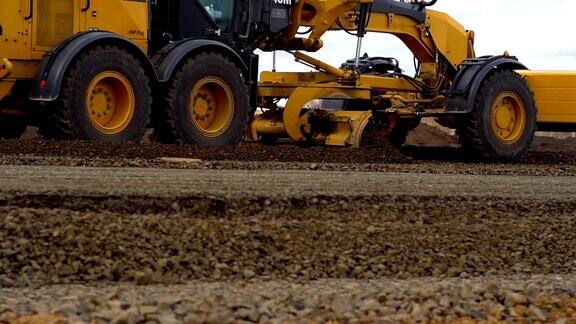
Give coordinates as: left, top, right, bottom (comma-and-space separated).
417, 0, 437, 11
24, 0, 33, 20
82, 0, 91, 12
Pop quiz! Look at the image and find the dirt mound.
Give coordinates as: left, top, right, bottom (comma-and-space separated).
406, 123, 459, 147
405, 123, 576, 153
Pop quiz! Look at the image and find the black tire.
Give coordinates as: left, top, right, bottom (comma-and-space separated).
0, 117, 26, 139
458, 70, 536, 161
40, 45, 151, 142
154, 52, 250, 146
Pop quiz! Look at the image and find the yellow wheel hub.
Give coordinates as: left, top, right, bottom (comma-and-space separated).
189, 77, 234, 137
86, 71, 135, 135
490, 91, 526, 144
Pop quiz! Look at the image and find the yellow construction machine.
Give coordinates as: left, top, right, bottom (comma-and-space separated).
0, 0, 260, 145
249, 0, 576, 160
0, 0, 574, 161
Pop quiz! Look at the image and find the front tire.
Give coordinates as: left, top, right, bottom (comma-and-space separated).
458, 70, 536, 161
154, 52, 250, 146
40, 45, 151, 142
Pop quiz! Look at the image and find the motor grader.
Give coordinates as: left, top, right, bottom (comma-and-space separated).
0, 0, 574, 161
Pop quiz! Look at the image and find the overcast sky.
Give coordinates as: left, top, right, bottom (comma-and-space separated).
257, 0, 576, 75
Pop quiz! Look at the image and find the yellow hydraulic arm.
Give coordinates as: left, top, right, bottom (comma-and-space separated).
260, 0, 474, 67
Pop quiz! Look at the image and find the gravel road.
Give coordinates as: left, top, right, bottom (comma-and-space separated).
1, 133, 576, 322
2, 165, 576, 200
2, 276, 576, 323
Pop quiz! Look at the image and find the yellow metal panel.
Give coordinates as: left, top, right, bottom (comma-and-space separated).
530, 90, 576, 101
520, 71, 576, 123
364, 14, 436, 64
85, 0, 149, 52
282, 86, 372, 142
426, 10, 470, 67
5, 59, 39, 79
35, 0, 75, 48
0, 1, 34, 59
535, 101, 576, 116
520, 71, 576, 88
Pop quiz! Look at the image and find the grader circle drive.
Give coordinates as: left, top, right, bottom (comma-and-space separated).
0, 0, 573, 160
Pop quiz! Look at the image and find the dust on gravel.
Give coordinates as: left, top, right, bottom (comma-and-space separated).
2, 276, 576, 323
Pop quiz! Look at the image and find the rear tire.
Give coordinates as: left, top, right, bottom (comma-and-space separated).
40, 46, 151, 142
457, 70, 536, 161
154, 52, 250, 146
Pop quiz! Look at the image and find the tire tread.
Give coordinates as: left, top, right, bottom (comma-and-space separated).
154, 52, 249, 145
457, 70, 536, 161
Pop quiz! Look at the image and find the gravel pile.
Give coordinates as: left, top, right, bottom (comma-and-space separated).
2, 276, 576, 322
2, 193, 576, 286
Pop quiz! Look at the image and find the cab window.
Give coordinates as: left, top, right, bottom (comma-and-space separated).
198, 0, 234, 31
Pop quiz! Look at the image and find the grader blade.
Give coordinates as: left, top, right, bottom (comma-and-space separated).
322, 110, 373, 147
249, 109, 373, 147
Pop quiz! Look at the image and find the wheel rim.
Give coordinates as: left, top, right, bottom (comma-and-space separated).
490, 91, 526, 144
86, 71, 135, 135
188, 77, 234, 138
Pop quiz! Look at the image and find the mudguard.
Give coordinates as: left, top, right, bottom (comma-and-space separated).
152, 38, 249, 83
30, 31, 156, 102
445, 55, 528, 113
